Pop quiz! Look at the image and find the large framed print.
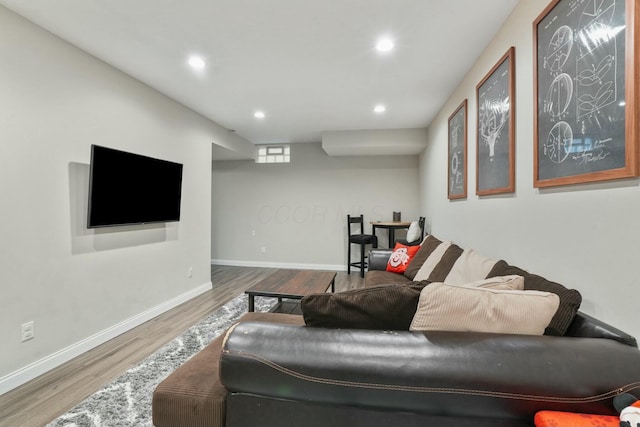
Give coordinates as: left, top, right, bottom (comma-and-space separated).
476, 47, 516, 196
448, 99, 468, 199
533, 0, 638, 188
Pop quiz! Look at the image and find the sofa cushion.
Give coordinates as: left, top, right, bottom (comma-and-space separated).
410, 282, 560, 335
406, 235, 449, 280
485, 260, 582, 336
442, 248, 498, 285
386, 243, 421, 274
416, 242, 463, 282
301, 282, 429, 330
365, 270, 411, 287
413, 241, 462, 281
403, 234, 445, 280
412, 242, 500, 285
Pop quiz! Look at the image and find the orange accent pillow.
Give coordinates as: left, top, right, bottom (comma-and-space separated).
386, 243, 421, 274
534, 410, 619, 427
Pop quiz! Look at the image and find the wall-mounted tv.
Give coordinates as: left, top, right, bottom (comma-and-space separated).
87, 145, 183, 228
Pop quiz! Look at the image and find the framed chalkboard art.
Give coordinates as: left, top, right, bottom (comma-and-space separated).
448, 99, 468, 199
476, 47, 516, 196
533, 0, 638, 188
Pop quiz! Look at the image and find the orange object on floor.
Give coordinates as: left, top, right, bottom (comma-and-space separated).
534, 410, 619, 427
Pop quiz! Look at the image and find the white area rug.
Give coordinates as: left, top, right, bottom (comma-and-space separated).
46, 294, 275, 427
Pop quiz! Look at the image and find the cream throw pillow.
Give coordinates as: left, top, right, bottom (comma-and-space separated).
410, 281, 559, 335
405, 221, 421, 242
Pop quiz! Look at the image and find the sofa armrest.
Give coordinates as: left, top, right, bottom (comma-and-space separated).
368, 249, 393, 271
221, 321, 640, 421
565, 311, 637, 347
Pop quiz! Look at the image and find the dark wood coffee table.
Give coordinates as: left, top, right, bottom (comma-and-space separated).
245, 269, 336, 312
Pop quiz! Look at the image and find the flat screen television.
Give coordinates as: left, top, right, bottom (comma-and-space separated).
87, 144, 183, 228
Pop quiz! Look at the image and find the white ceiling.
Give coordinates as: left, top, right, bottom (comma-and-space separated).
1, 0, 520, 148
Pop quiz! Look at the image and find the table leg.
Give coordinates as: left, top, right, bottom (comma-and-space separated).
248, 295, 255, 312
389, 228, 396, 247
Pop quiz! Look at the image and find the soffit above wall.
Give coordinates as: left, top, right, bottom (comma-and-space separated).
214, 128, 428, 160
322, 128, 428, 156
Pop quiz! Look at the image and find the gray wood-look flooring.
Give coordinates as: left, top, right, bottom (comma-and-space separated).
0, 265, 364, 427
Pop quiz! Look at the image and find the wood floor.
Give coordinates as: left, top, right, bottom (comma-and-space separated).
0, 265, 364, 427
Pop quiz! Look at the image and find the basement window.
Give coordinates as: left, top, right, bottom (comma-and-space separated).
256, 144, 290, 163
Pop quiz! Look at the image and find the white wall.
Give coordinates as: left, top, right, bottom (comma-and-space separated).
212, 142, 420, 268
0, 6, 237, 392
420, 0, 640, 340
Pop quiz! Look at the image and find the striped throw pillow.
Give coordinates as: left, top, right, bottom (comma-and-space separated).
411, 239, 498, 284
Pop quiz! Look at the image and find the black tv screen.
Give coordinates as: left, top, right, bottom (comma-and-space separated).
87, 145, 183, 228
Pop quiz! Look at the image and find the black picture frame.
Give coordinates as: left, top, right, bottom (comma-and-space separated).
448, 99, 467, 199
533, 0, 638, 187
476, 47, 516, 196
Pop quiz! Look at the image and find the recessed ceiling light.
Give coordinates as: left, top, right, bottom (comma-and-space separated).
188, 55, 206, 70
254, 111, 266, 119
375, 37, 394, 53
374, 104, 386, 113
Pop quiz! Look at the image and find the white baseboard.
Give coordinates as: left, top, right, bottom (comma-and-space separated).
211, 259, 346, 272
0, 281, 212, 396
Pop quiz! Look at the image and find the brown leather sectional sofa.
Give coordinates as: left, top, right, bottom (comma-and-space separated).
155, 237, 640, 427
219, 241, 640, 427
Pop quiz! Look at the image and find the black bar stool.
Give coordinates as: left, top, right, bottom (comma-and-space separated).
347, 214, 378, 278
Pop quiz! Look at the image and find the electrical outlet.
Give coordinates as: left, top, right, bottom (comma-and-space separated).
187, 267, 193, 278
252, 230, 256, 237
260, 246, 266, 254
21, 321, 34, 342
